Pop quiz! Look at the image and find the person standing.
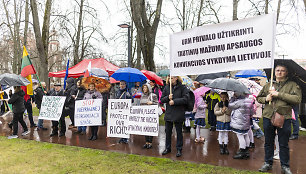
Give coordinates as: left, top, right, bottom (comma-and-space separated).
34, 82, 48, 130
49, 83, 66, 137
289, 105, 299, 140
21, 86, 36, 128
257, 64, 302, 174
72, 78, 87, 134
161, 76, 188, 157
150, 80, 162, 104
7, 86, 30, 139
84, 83, 102, 140
139, 83, 158, 149
214, 92, 231, 155
64, 78, 77, 129
116, 80, 132, 144
228, 92, 254, 160
131, 81, 142, 106
206, 89, 221, 131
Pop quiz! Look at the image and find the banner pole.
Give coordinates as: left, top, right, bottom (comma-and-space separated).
169, 75, 172, 97
268, 67, 274, 105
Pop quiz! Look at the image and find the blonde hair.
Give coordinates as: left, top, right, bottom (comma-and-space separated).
166, 76, 183, 85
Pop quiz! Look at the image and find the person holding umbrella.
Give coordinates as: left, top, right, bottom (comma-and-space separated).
257, 64, 302, 174
7, 86, 30, 139
161, 76, 189, 157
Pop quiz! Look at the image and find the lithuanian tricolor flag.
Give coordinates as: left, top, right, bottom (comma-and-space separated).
21, 46, 36, 95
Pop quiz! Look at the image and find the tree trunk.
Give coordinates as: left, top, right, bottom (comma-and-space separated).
130, 0, 162, 72
197, 0, 204, 26
74, 0, 84, 65
233, 0, 238, 21
276, 0, 281, 24
41, 0, 52, 58
30, 0, 49, 86
136, 33, 141, 69
24, 0, 29, 46
265, 0, 269, 14
304, 0, 306, 13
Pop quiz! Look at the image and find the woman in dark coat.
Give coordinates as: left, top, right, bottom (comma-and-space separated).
161, 76, 189, 157
7, 86, 29, 139
72, 78, 87, 134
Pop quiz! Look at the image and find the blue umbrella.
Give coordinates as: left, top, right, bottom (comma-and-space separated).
235, 69, 266, 78
111, 67, 147, 82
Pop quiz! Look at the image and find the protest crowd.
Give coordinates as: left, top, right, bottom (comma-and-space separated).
0, 15, 305, 174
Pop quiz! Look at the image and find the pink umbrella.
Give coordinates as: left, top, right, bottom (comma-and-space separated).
193, 86, 210, 105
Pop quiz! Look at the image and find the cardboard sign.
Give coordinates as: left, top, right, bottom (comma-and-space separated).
38, 96, 66, 121
107, 99, 131, 138
128, 105, 159, 136
74, 99, 102, 126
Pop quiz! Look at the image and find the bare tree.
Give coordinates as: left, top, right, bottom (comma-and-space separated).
130, 0, 162, 71
233, 0, 239, 20
2, 0, 23, 74
30, 0, 52, 86
58, 0, 107, 66
24, 0, 29, 46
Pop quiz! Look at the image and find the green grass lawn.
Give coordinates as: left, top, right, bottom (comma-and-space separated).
0, 136, 264, 174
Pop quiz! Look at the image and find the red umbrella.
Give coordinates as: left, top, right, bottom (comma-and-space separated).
141, 70, 164, 86
109, 77, 120, 83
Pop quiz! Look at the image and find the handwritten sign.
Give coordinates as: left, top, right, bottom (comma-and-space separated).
127, 105, 159, 136
107, 99, 131, 138
74, 99, 102, 126
38, 96, 66, 121
170, 14, 275, 76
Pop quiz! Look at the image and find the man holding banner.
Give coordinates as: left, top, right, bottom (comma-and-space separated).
161, 76, 188, 157
49, 83, 66, 137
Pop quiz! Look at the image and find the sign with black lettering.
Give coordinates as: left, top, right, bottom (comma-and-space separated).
38, 96, 66, 121
170, 14, 275, 76
107, 99, 131, 138
74, 99, 102, 126
128, 105, 159, 136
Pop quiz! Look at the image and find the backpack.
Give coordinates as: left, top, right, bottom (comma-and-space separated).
185, 89, 195, 112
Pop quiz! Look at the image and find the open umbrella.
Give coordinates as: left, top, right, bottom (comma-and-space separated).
207, 78, 251, 94
111, 67, 147, 83
82, 76, 111, 93
198, 79, 213, 86
236, 78, 262, 96
235, 69, 266, 78
109, 77, 120, 84
181, 76, 195, 89
157, 69, 170, 77
195, 72, 228, 81
85, 68, 109, 80
141, 70, 163, 86
193, 86, 210, 100
0, 73, 30, 87
264, 59, 306, 102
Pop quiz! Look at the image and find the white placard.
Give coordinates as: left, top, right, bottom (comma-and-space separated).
127, 105, 159, 136
74, 99, 102, 126
38, 96, 66, 121
107, 99, 131, 138
170, 14, 276, 76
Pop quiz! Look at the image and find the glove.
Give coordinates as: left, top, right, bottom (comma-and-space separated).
92, 95, 97, 99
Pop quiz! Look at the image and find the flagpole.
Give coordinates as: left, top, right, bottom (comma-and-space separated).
23, 46, 45, 93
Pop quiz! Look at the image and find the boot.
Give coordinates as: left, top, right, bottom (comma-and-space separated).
223, 144, 229, 155
256, 129, 264, 138
245, 148, 250, 158
233, 149, 248, 159
219, 144, 225, 154
183, 126, 191, 133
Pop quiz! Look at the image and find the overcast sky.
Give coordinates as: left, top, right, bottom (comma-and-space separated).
54, 0, 306, 67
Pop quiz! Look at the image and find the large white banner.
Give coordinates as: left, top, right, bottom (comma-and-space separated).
170, 14, 275, 76
38, 96, 66, 121
74, 99, 102, 126
127, 105, 159, 136
107, 99, 131, 138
